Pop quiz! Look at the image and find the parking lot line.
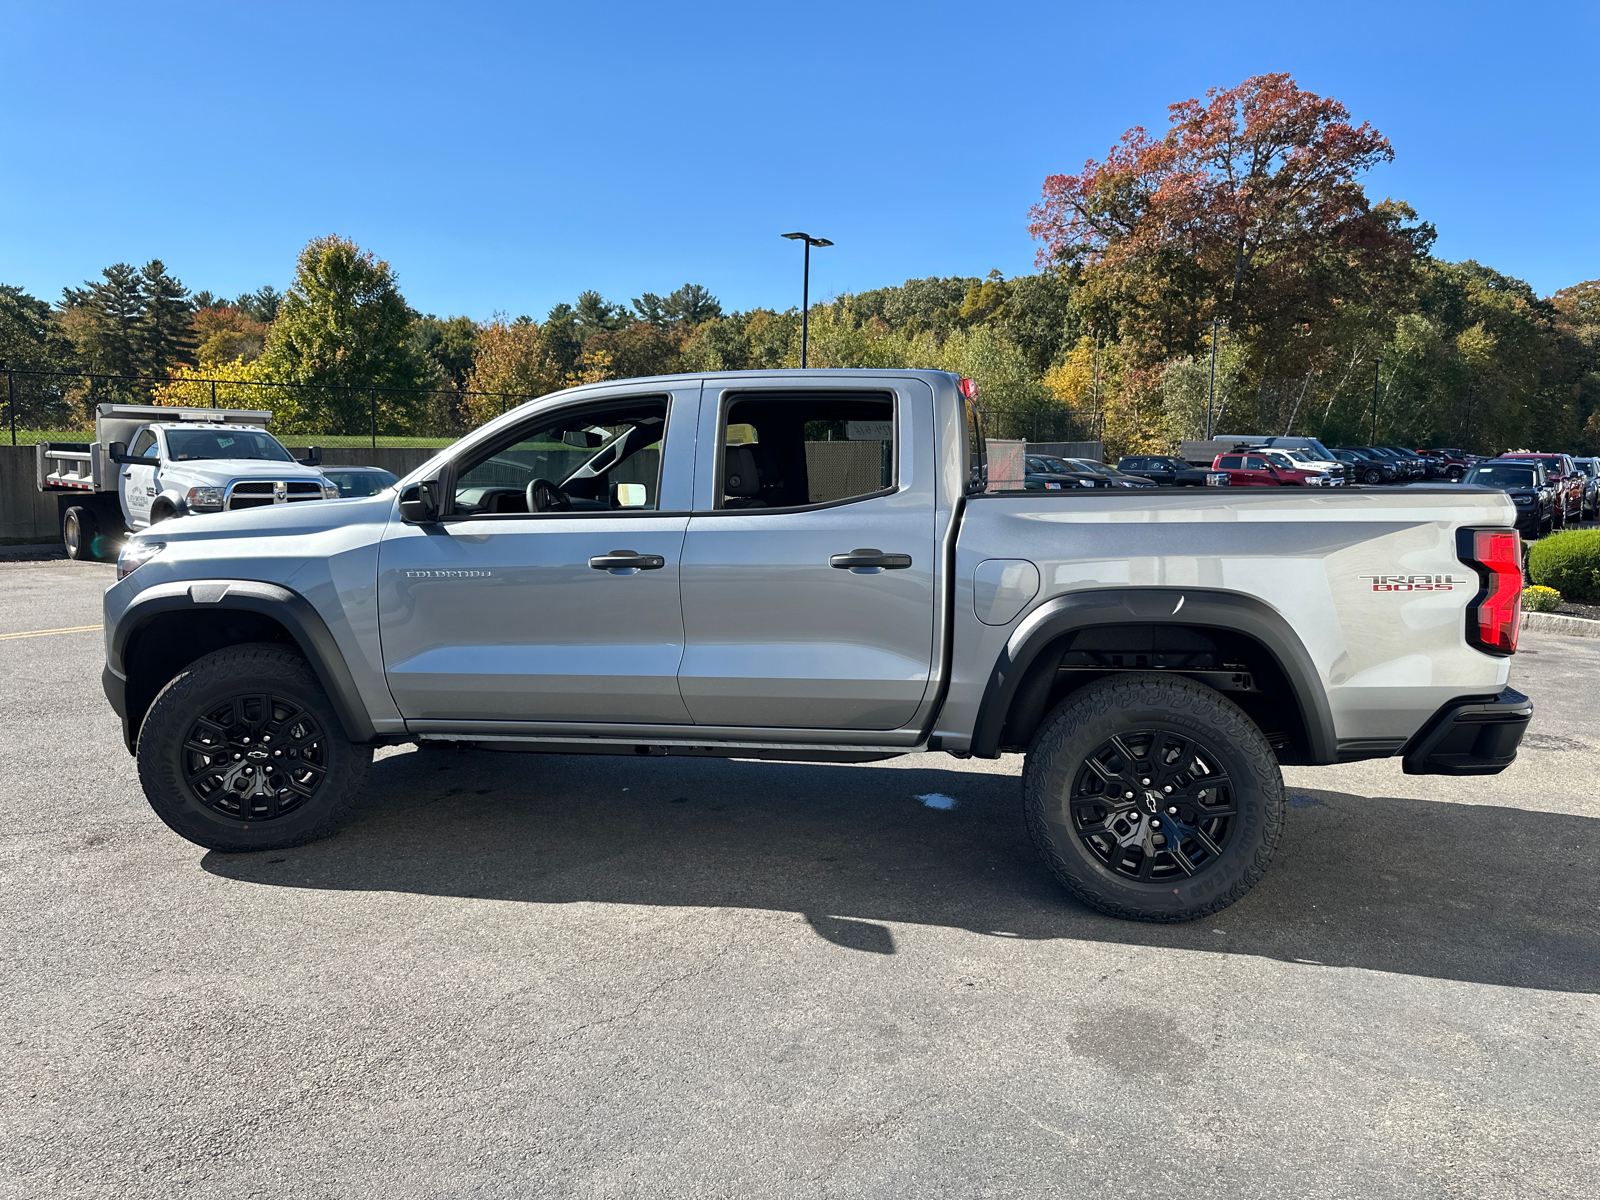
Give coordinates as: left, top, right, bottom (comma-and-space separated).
0, 624, 102, 642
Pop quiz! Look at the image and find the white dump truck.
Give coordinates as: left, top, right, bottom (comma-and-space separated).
36, 404, 335, 560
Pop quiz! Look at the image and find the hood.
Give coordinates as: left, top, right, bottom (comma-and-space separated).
135, 489, 394, 543
166, 457, 329, 484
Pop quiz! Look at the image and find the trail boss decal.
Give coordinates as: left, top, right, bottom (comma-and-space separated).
1360, 573, 1467, 592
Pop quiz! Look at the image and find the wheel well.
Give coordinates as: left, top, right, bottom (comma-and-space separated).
123, 609, 301, 741
995, 622, 1314, 764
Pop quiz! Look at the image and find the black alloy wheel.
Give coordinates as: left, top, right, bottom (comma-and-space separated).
1068, 730, 1236, 882
1447, 466, 1464, 482
182, 694, 327, 822
138, 643, 371, 852
1364, 467, 1383, 485
1023, 673, 1284, 922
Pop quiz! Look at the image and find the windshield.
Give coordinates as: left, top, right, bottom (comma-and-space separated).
1070, 460, 1116, 477
324, 469, 398, 497
1302, 439, 1334, 461
1466, 465, 1537, 488
1262, 451, 1296, 469
1027, 455, 1081, 475
164, 428, 295, 463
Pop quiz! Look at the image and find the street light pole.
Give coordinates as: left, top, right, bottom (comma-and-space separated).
782, 232, 833, 368
1204, 317, 1222, 440
1372, 356, 1381, 444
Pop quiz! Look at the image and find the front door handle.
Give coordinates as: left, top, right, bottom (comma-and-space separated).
830, 548, 913, 571
589, 549, 666, 572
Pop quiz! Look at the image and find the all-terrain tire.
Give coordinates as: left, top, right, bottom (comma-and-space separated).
1022, 673, 1285, 922
137, 643, 372, 852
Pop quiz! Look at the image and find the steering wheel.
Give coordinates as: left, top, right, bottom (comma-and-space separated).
526, 478, 571, 513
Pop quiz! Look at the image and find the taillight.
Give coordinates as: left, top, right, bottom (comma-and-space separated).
1458, 528, 1522, 655
957, 377, 979, 401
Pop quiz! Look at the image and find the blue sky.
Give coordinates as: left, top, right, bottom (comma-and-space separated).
3, 1, 1597, 320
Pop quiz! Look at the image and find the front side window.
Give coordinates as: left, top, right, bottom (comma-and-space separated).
1245, 456, 1269, 471
714, 391, 894, 509
452, 397, 668, 515
131, 429, 158, 458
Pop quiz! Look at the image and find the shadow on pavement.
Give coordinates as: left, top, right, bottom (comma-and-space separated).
202, 747, 1599, 993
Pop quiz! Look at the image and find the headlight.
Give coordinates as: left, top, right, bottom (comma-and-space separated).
185, 486, 225, 511
1514, 495, 1534, 505
116, 540, 166, 581
321, 482, 340, 499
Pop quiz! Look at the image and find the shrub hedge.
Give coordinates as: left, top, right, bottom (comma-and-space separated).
1527, 529, 1600, 602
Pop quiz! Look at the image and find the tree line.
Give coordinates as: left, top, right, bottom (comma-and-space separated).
2, 72, 1596, 453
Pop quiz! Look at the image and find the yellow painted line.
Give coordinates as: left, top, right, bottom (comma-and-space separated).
0, 624, 102, 642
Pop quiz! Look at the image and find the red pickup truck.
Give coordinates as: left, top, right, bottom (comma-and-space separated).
1212, 451, 1332, 487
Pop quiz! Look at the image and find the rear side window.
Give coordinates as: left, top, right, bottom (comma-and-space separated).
1218, 456, 1242, 469
716, 391, 895, 510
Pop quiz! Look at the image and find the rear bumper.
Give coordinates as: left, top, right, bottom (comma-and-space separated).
1401, 687, 1532, 776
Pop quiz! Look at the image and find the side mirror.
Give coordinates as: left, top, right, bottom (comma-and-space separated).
299, 445, 322, 466
399, 478, 444, 523
108, 440, 137, 465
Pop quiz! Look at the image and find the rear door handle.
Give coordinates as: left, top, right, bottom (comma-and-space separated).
589, 549, 666, 572
830, 548, 912, 571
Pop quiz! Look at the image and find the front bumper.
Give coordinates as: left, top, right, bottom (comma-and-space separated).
1401, 687, 1532, 776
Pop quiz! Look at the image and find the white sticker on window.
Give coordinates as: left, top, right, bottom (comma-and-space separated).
846, 421, 893, 441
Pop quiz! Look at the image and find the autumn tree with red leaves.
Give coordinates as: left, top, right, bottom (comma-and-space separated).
1030, 73, 1432, 385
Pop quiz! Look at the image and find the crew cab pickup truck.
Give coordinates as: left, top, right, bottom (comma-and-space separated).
102, 370, 1533, 922
36, 404, 336, 559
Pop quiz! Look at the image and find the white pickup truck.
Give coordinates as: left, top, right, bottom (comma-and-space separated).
36, 404, 337, 559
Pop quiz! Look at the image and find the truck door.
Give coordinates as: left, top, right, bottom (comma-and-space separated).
675, 381, 937, 731
377, 387, 698, 724
123, 428, 160, 526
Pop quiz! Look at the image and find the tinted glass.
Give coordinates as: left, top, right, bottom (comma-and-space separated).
1466, 465, 1537, 488
165, 429, 295, 462
324, 469, 398, 497
1219, 456, 1242, 469
454, 398, 668, 514
719, 391, 894, 508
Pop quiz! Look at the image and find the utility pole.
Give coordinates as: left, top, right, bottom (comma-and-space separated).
781, 232, 833, 368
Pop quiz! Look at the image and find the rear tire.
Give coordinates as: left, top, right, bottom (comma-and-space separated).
137, 643, 372, 852
63, 506, 99, 561
1022, 674, 1285, 922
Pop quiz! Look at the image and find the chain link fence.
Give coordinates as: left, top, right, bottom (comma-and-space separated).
3, 368, 1103, 450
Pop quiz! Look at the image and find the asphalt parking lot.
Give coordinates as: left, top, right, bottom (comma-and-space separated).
2, 558, 1597, 1199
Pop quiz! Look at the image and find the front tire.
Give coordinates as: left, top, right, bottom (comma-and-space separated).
1363, 468, 1383, 485
1022, 674, 1285, 922
137, 644, 372, 852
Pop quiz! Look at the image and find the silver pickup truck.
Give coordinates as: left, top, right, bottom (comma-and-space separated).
102, 370, 1532, 922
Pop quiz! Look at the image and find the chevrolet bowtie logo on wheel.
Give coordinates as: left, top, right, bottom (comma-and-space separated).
273, 482, 288, 503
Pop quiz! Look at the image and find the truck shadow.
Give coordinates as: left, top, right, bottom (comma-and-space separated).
201, 747, 1600, 994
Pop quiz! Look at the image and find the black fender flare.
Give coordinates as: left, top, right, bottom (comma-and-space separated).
968, 588, 1338, 763
106, 579, 378, 745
